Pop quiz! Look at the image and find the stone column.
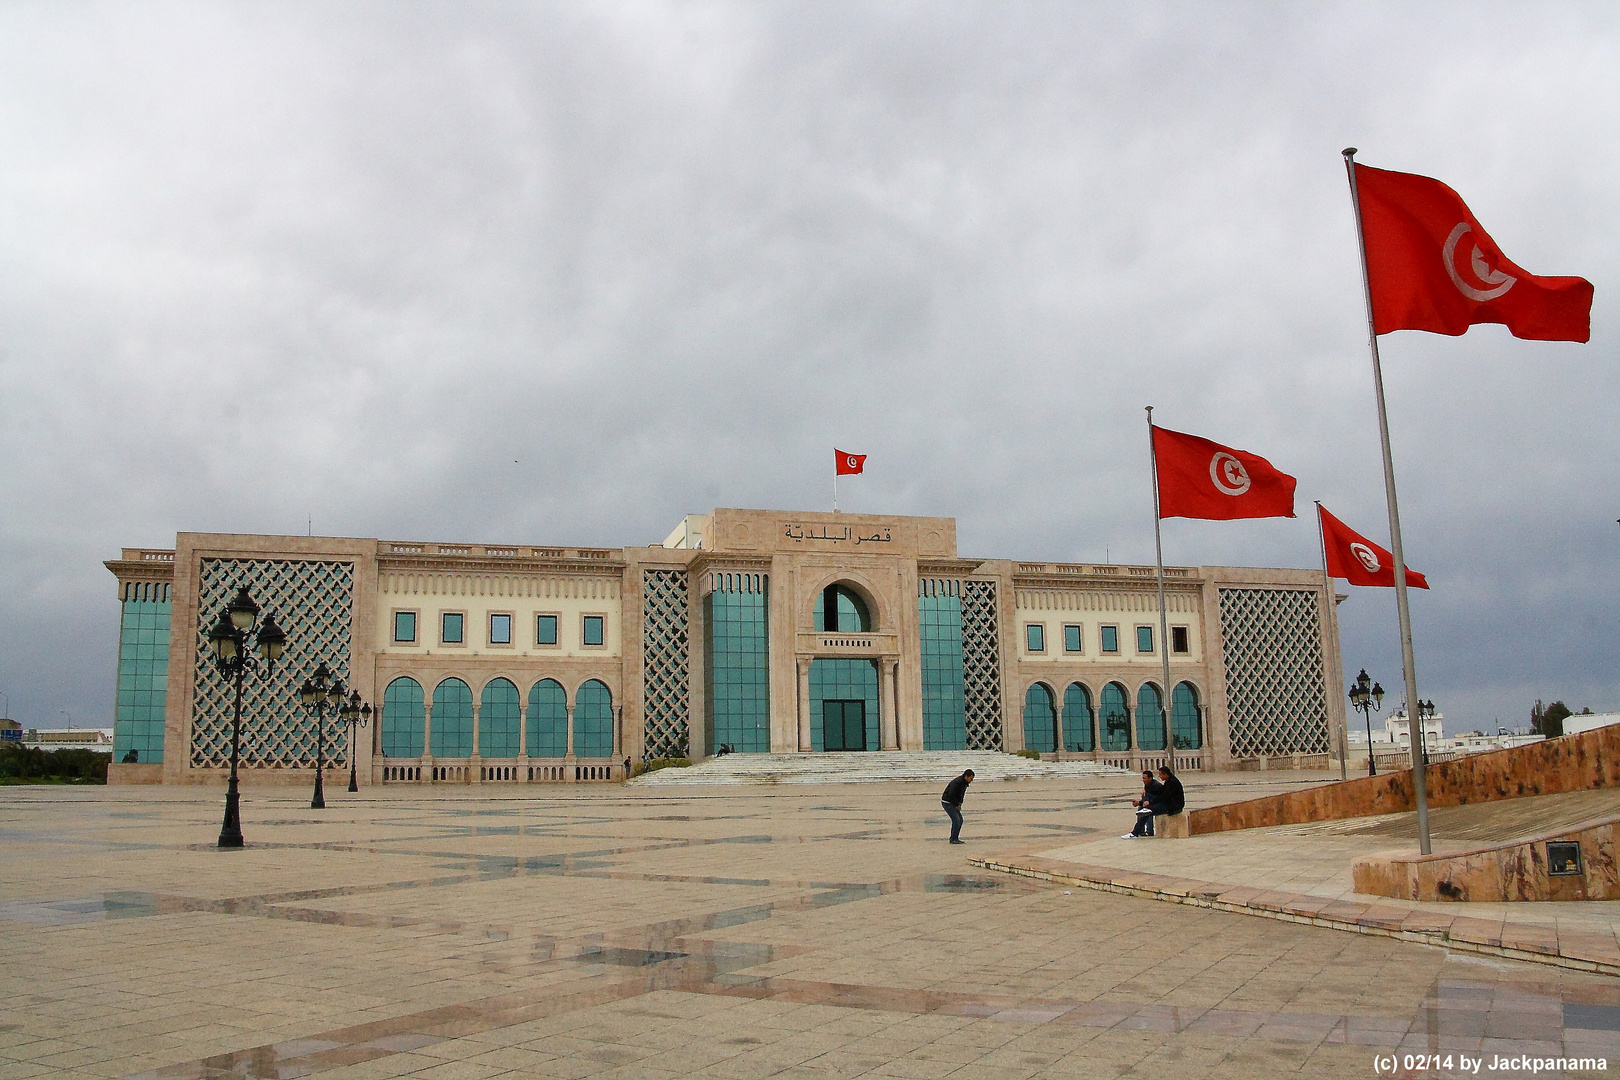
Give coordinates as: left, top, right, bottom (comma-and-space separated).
1054, 691, 1066, 761
469, 703, 482, 784
880, 660, 898, 750
516, 700, 529, 783
797, 658, 812, 752
422, 703, 434, 782
565, 705, 576, 784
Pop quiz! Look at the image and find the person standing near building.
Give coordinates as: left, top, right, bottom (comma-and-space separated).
941, 769, 974, 844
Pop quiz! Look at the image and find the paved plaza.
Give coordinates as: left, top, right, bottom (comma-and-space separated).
3, 773, 1620, 1079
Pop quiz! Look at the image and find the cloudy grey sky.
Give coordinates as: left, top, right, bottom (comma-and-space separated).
1, 1, 1613, 735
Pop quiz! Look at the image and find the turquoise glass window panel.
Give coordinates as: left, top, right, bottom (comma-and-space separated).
381, 677, 425, 758
1101, 626, 1119, 653
1137, 626, 1154, 653
1026, 624, 1044, 652
393, 611, 416, 643
431, 678, 473, 757
575, 680, 613, 758
1022, 683, 1057, 753
479, 678, 520, 758
1063, 683, 1094, 752
703, 588, 770, 754
582, 615, 605, 647
1173, 682, 1203, 750
527, 679, 567, 758
808, 658, 879, 752
114, 598, 170, 763
441, 612, 463, 644
1136, 683, 1166, 751
813, 586, 870, 633
1064, 625, 1082, 653
536, 614, 558, 645
489, 614, 511, 645
918, 591, 966, 751
1100, 682, 1130, 751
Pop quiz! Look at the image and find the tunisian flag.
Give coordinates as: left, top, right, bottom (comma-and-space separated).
1318, 505, 1429, 589
1152, 426, 1296, 520
835, 449, 866, 475
1353, 163, 1592, 342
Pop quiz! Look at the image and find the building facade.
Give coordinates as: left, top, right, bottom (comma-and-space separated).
104, 508, 1346, 786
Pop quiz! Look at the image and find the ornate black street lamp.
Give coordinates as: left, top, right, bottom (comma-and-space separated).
299, 663, 346, 810
340, 689, 372, 792
1348, 669, 1385, 778
1416, 699, 1437, 764
205, 586, 286, 848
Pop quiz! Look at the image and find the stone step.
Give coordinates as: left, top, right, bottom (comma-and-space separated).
628, 750, 1133, 786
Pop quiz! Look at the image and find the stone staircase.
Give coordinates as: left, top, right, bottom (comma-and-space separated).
627, 750, 1132, 787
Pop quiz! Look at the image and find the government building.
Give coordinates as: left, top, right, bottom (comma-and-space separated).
104, 508, 1346, 786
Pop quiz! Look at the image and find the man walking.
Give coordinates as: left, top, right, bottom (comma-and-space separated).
942, 769, 974, 844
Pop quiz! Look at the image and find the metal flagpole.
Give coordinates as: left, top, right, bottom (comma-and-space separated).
1315, 502, 1349, 781
833, 467, 838, 514
1146, 407, 1176, 768
1343, 148, 1431, 854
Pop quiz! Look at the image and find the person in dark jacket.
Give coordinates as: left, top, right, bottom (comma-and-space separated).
942, 769, 974, 844
1125, 770, 1161, 837
1152, 767, 1186, 822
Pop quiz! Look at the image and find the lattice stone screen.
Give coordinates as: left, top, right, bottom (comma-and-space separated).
1218, 587, 1329, 758
642, 569, 691, 760
960, 579, 1003, 751
191, 559, 354, 769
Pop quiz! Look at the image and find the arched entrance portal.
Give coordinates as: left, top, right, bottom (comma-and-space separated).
810, 658, 879, 751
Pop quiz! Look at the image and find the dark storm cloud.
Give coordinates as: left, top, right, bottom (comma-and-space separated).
0, 1, 1614, 733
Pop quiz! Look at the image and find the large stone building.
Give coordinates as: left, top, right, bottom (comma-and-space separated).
104, 508, 1346, 786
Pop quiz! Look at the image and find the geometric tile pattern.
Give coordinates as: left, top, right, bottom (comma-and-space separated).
1218, 587, 1329, 758
190, 559, 354, 769
960, 579, 1003, 751
641, 569, 691, 760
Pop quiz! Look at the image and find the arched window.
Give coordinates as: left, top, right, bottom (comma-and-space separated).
479, 678, 520, 758
431, 678, 473, 758
1063, 683, 1094, 752
814, 584, 871, 633
575, 680, 614, 758
1136, 684, 1166, 751
527, 679, 567, 759
1172, 682, 1203, 750
1021, 683, 1057, 753
1100, 682, 1130, 752
381, 677, 424, 758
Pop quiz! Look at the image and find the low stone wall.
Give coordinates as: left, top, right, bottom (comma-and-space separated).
106, 762, 163, 785
1352, 818, 1620, 902
1177, 725, 1620, 836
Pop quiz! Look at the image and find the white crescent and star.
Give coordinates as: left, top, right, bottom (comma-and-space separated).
1443, 222, 1515, 302
1208, 452, 1251, 496
1350, 542, 1382, 574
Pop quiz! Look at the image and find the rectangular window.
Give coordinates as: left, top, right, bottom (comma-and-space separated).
1136, 625, 1155, 654
393, 611, 417, 643
1064, 624, 1082, 653
1171, 625, 1190, 654
1025, 623, 1045, 653
489, 613, 512, 645
582, 614, 605, 647
441, 612, 464, 645
1100, 625, 1119, 653
536, 613, 558, 646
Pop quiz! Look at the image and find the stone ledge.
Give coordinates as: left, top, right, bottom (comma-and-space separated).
1351, 816, 1620, 902
970, 849, 1620, 978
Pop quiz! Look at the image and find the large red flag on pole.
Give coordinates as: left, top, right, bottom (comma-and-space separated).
1151, 426, 1296, 520
1352, 163, 1593, 342
1318, 504, 1429, 589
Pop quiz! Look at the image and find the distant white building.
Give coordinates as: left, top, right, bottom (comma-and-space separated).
21, 728, 114, 751
1560, 712, 1620, 737
1345, 709, 1444, 750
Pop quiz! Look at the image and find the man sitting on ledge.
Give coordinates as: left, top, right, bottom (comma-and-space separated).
1151, 766, 1185, 834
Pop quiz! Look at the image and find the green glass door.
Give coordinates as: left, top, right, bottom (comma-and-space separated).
822, 700, 867, 752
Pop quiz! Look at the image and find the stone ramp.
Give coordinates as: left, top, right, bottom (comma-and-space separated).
628, 750, 1132, 786
1297, 787, 1620, 844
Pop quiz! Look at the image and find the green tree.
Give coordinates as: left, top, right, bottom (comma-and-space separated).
1532, 699, 1572, 738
